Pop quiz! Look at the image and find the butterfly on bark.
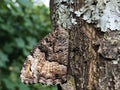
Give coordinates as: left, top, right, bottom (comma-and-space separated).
20, 27, 68, 85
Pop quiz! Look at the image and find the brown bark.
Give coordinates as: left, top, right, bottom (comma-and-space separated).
50, 0, 120, 90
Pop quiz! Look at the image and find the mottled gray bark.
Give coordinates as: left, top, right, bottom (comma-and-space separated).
50, 0, 120, 90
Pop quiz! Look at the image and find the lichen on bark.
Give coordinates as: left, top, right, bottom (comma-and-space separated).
74, 0, 120, 31
51, 0, 74, 29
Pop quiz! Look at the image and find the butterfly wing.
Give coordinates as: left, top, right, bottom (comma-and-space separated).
20, 27, 68, 85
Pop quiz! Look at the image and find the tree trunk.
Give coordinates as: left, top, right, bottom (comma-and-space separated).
50, 0, 120, 90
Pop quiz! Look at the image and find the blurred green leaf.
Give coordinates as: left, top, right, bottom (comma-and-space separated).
3, 43, 13, 54
15, 38, 25, 49
3, 79, 15, 90
17, 0, 32, 8
0, 51, 8, 67
18, 84, 30, 90
23, 48, 29, 56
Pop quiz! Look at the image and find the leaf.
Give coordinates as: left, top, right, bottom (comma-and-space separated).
18, 84, 30, 90
26, 37, 37, 49
23, 48, 29, 56
3, 43, 13, 54
24, 18, 32, 27
3, 79, 15, 90
0, 17, 4, 22
0, 51, 8, 67
17, 0, 32, 8
1, 24, 15, 34
14, 38, 25, 49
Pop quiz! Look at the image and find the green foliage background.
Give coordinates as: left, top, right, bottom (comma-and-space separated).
0, 0, 57, 90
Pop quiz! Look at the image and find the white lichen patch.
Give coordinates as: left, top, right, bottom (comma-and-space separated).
71, 18, 77, 25
54, 0, 67, 4
53, 0, 74, 29
112, 60, 118, 64
54, 0, 73, 4
74, 11, 81, 17
75, 0, 120, 32
56, 4, 72, 28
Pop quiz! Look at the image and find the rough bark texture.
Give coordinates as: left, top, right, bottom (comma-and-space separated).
50, 0, 120, 90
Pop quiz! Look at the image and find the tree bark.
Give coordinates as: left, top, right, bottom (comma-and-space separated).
50, 0, 120, 90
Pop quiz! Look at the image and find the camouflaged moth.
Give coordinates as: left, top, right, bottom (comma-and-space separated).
20, 27, 68, 85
